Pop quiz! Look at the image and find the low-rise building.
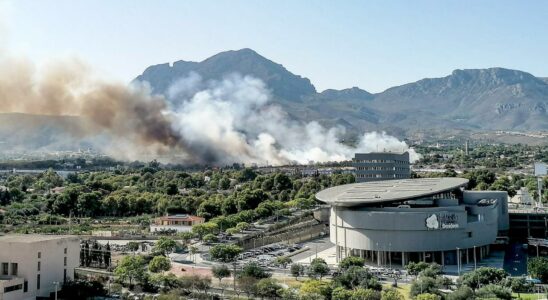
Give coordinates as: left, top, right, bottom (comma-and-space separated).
0, 235, 80, 300
150, 214, 205, 233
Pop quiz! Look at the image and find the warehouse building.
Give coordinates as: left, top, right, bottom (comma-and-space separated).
315, 178, 509, 267
0, 235, 80, 300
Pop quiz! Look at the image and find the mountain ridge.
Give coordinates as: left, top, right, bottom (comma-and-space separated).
135, 49, 548, 132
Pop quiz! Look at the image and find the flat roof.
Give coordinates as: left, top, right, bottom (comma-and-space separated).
316, 177, 468, 207
0, 234, 79, 243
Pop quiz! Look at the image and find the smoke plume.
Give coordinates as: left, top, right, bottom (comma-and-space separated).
0, 57, 419, 165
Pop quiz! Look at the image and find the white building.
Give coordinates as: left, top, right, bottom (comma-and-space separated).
0, 235, 80, 300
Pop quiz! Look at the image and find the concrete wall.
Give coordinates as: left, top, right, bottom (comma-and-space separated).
0, 236, 80, 300
464, 191, 509, 231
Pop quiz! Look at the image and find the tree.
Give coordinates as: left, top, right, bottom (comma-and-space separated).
148, 256, 171, 273
339, 256, 365, 270
406, 261, 430, 277
415, 293, 440, 300
410, 277, 440, 297
203, 233, 218, 244
127, 241, 140, 253
192, 222, 219, 239
241, 261, 271, 279
350, 288, 381, 300
459, 267, 508, 289
299, 279, 332, 300
332, 286, 353, 300
154, 237, 177, 256
445, 286, 474, 300
308, 258, 330, 280
504, 276, 533, 297
212, 264, 231, 284
475, 284, 512, 300
209, 244, 242, 263
255, 278, 282, 299
114, 255, 146, 286
237, 276, 258, 298
528, 257, 548, 283
381, 288, 404, 300
274, 256, 292, 269
291, 263, 304, 280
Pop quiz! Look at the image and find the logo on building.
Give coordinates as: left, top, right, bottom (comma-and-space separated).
426, 214, 439, 229
426, 213, 459, 230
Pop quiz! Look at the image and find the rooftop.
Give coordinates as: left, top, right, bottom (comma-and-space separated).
0, 234, 79, 243
315, 177, 469, 207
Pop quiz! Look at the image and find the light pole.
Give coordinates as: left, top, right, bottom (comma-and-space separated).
52, 281, 59, 300
456, 248, 460, 276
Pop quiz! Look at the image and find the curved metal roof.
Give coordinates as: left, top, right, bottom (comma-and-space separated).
316, 177, 469, 207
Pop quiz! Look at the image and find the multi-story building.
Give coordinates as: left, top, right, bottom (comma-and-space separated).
0, 235, 80, 300
150, 214, 205, 233
353, 152, 410, 182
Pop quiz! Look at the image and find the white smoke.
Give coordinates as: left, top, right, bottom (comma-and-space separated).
164, 73, 420, 165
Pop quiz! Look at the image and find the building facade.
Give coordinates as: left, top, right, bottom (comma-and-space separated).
353, 152, 410, 182
316, 178, 509, 267
150, 214, 205, 233
0, 235, 80, 300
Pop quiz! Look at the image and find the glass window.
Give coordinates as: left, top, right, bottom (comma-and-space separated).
64, 269, 67, 283
10, 263, 17, 276
38, 252, 41, 259
37, 274, 40, 290
64, 248, 67, 254
1, 263, 8, 275
64, 257, 67, 266
37, 261, 41, 271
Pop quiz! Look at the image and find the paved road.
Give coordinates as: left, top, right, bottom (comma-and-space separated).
504, 243, 528, 276
289, 236, 334, 263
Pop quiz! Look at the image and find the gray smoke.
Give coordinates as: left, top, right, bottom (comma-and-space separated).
0, 55, 419, 165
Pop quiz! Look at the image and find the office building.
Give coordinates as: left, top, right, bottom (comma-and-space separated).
353, 152, 410, 182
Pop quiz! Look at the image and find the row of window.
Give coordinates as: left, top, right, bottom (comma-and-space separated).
354, 159, 409, 164
1, 262, 17, 276
355, 166, 409, 171
356, 174, 409, 178
4, 283, 22, 293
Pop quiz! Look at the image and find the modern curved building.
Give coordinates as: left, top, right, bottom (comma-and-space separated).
316, 178, 509, 267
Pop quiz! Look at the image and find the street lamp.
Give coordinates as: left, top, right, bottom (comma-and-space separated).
456, 248, 460, 276
52, 281, 59, 300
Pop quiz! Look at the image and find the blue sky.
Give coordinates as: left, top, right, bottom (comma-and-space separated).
2, 0, 547, 92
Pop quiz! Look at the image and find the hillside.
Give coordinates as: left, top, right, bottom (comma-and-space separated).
135, 49, 548, 134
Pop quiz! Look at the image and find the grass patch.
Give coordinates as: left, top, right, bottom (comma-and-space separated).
512, 292, 547, 300
383, 283, 412, 300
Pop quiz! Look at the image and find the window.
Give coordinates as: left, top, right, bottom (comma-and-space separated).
64, 248, 67, 254
37, 261, 41, 271
64, 257, 67, 266
64, 269, 67, 283
468, 232, 473, 238
24, 281, 28, 292
37, 274, 40, 290
1, 263, 7, 275
4, 284, 22, 293
38, 252, 41, 259
10, 263, 17, 276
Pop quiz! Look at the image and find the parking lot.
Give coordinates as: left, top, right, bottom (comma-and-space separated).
236, 243, 305, 267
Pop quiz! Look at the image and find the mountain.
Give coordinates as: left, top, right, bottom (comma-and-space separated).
135, 48, 316, 100
371, 68, 548, 130
135, 49, 548, 133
